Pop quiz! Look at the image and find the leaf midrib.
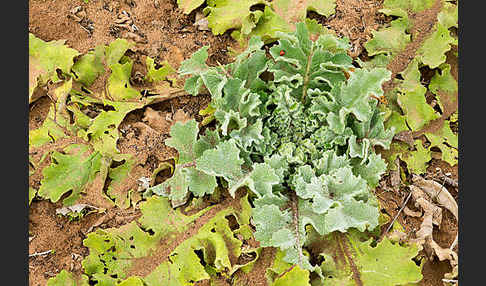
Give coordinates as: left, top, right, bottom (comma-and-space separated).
301, 43, 315, 103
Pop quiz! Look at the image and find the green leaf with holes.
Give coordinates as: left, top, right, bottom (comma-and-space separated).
38, 144, 102, 206
399, 139, 432, 175
144, 57, 176, 84
105, 39, 134, 67
87, 100, 144, 157
72, 45, 106, 87
313, 231, 423, 285
396, 59, 440, 131
107, 61, 142, 101
424, 120, 457, 166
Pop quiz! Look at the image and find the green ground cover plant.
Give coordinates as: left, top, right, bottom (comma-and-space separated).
30, 0, 458, 281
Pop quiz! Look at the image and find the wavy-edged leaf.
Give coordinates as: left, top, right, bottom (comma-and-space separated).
149, 120, 219, 206
424, 120, 458, 166
272, 0, 336, 26
429, 63, 458, 116
196, 139, 245, 188
416, 22, 457, 69
38, 144, 102, 206
179, 46, 227, 97
82, 196, 207, 283
364, 14, 410, 57
29, 33, 80, 101
268, 23, 353, 101
397, 59, 440, 131
166, 120, 199, 164
351, 153, 387, 188
144, 57, 176, 84
204, 0, 268, 35
72, 45, 106, 87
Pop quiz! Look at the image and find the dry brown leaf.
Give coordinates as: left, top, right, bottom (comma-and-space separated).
409, 184, 458, 283
412, 175, 459, 251
390, 157, 401, 189
194, 12, 210, 31
411, 186, 442, 227
173, 109, 190, 123
403, 206, 422, 217
394, 130, 415, 147
412, 175, 458, 221
142, 107, 170, 133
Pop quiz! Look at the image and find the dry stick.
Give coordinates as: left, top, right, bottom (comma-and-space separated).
29, 250, 53, 258
216, 60, 232, 78
382, 191, 413, 238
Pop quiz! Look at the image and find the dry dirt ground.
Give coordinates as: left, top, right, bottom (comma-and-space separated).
29, 0, 458, 285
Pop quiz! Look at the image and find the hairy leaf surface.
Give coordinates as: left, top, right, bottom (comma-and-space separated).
163, 23, 394, 272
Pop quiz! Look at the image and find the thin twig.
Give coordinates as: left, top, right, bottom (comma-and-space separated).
216, 60, 232, 78
383, 191, 413, 237
29, 250, 53, 258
